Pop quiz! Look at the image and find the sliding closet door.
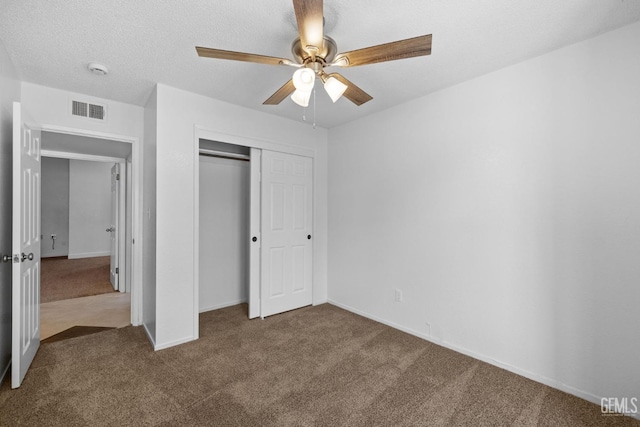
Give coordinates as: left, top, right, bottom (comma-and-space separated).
260, 151, 313, 317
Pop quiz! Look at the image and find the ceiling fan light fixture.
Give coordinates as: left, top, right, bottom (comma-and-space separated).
292, 68, 316, 92
323, 75, 348, 103
291, 89, 311, 107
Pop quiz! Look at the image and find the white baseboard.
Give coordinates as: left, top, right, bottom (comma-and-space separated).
199, 299, 247, 313
143, 324, 197, 351
327, 299, 639, 421
143, 323, 156, 349
154, 335, 196, 351
68, 251, 110, 259
41, 253, 69, 259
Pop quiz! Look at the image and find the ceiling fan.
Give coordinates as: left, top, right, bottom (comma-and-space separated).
196, 0, 432, 107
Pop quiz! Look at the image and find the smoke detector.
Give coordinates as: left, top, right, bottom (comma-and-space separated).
87, 62, 108, 75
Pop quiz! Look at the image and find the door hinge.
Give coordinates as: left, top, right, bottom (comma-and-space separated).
116, 173, 120, 181
115, 267, 119, 274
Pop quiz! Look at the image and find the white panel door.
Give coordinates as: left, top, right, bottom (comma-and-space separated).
12, 102, 41, 388
260, 151, 312, 317
248, 148, 261, 319
109, 163, 119, 290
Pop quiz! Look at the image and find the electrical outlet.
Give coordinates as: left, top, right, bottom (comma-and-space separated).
394, 289, 403, 302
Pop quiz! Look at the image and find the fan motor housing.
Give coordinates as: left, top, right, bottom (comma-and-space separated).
291, 36, 338, 66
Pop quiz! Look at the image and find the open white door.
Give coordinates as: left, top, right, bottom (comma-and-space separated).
108, 163, 119, 290
12, 102, 41, 388
248, 148, 261, 319
260, 151, 313, 318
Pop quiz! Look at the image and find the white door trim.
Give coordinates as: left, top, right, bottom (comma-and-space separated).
41, 150, 125, 164
37, 125, 142, 326
195, 127, 315, 158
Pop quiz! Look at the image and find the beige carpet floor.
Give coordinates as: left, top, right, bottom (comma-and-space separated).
0, 304, 637, 426
41, 256, 116, 303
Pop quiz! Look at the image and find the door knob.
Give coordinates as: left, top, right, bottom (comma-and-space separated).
2, 254, 11, 263
106, 226, 115, 232
252, 236, 258, 242
21, 253, 34, 262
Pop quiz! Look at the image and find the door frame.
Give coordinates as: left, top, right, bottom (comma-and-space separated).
41, 151, 127, 292
37, 125, 142, 326
193, 126, 315, 325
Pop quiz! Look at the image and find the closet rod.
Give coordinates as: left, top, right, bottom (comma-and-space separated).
198, 148, 250, 162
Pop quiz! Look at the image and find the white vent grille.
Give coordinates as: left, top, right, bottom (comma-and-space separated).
88, 103, 105, 119
71, 100, 106, 120
72, 100, 87, 117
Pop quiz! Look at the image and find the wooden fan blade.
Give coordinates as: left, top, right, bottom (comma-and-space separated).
293, 0, 324, 54
331, 74, 373, 106
196, 46, 295, 66
332, 34, 432, 67
263, 79, 296, 105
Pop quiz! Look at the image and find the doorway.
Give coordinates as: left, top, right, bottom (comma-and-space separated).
39, 131, 132, 341
198, 140, 250, 314
11, 102, 142, 388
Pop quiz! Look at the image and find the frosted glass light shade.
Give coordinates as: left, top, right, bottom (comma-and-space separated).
292, 68, 316, 91
291, 89, 311, 107
323, 76, 348, 102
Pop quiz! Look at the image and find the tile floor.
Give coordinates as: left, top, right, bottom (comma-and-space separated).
40, 292, 131, 340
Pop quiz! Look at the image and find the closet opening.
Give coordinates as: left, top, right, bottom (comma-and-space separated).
198, 139, 251, 314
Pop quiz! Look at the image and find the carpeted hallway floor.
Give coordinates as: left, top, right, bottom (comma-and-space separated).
41, 256, 116, 303
0, 304, 637, 426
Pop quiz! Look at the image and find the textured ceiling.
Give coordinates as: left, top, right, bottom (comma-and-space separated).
1, 0, 640, 129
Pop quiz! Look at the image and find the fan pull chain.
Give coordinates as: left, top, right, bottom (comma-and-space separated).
313, 87, 316, 129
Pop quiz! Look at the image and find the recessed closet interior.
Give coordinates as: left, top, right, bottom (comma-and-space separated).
198, 139, 250, 313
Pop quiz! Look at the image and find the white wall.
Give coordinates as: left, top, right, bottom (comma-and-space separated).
142, 87, 157, 343
68, 160, 112, 258
153, 83, 328, 350
0, 38, 21, 382
41, 157, 70, 257
328, 21, 640, 406
21, 83, 144, 140
199, 156, 249, 312
43, 158, 112, 260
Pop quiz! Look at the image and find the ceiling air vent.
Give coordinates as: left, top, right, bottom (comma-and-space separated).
72, 100, 88, 117
88, 103, 105, 119
71, 100, 106, 120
